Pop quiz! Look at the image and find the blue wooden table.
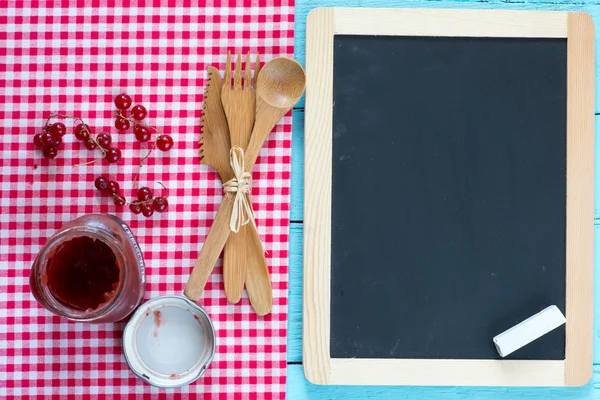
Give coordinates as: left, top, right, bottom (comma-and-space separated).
286, 1, 600, 398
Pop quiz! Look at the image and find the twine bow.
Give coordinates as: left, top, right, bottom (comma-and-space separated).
223, 146, 255, 233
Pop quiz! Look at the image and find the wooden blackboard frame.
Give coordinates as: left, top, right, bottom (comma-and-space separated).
303, 8, 594, 386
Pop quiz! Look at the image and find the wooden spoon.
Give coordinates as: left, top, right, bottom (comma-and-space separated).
184, 57, 306, 316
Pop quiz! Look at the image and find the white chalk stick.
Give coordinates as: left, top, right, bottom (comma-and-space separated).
493, 305, 566, 357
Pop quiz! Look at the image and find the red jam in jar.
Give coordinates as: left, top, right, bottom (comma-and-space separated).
30, 214, 145, 323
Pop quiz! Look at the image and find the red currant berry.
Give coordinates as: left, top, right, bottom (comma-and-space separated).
42, 145, 58, 159
41, 132, 54, 146
115, 117, 130, 131
94, 176, 110, 192
49, 122, 67, 138
53, 136, 62, 147
74, 124, 90, 141
33, 133, 43, 149
84, 138, 97, 150
107, 180, 120, 194
105, 147, 122, 163
153, 197, 168, 213
96, 132, 112, 149
141, 202, 154, 218
130, 104, 147, 121
129, 203, 142, 215
114, 93, 132, 110
137, 186, 153, 202
156, 134, 174, 151
113, 194, 126, 207
133, 124, 151, 142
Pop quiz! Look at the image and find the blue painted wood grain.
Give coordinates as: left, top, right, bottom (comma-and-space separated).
287, 126, 600, 399
287, 1, 600, 398
286, 364, 600, 399
292, 1, 600, 111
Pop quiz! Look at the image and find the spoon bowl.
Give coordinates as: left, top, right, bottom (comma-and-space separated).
256, 58, 306, 109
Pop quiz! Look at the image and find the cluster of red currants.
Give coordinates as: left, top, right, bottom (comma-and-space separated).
33, 93, 174, 217
33, 122, 66, 159
94, 176, 126, 206
113, 93, 174, 152
33, 118, 122, 163
95, 177, 168, 217
75, 125, 122, 163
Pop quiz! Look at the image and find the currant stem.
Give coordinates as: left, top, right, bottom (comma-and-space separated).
157, 181, 168, 197
116, 111, 162, 136
132, 141, 156, 186
116, 110, 163, 186
127, 181, 169, 206
45, 113, 107, 166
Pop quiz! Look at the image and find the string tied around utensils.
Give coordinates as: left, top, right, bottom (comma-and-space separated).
223, 146, 256, 233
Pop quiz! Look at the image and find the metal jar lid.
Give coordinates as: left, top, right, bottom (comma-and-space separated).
123, 296, 216, 388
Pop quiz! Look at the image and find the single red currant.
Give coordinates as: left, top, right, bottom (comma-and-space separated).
129, 203, 142, 215
33, 133, 43, 149
113, 194, 126, 207
105, 147, 122, 163
41, 132, 54, 146
130, 104, 147, 121
114, 93, 132, 110
156, 134, 174, 151
94, 176, 110, 192
133, 125, 151, 142
107, 180, 120, 194
153, 197, 168, 213
141, 202, 154, 218
42, 145, 58, 159
74, 123, 90, 140
137, 186, 153, 202
53, 136, 62, 147
115, 117, 130, 131
84, 138, 97, 150
50, 122, 67, 138
96, 132, 112, 149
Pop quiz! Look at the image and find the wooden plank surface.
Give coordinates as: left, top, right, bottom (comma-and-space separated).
303, 6, 334, 385
288, 117, 600, 396
286, 364, 600, 399
333, 8, 569, 37
565, 12, 595, 385
288, 0, 600, 397
292, 2, 600, 111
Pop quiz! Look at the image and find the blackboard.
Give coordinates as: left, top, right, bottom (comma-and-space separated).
330, 35, 567, 361
304, 8, 594, 387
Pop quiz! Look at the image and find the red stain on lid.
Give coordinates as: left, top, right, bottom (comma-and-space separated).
153, 310, 162, 337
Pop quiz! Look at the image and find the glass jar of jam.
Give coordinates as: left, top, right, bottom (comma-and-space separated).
30, 214, 145, 323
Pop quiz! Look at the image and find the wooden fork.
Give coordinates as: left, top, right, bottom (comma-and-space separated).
221, 51, 263, 304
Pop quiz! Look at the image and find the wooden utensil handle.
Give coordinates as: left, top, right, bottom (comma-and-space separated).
186, 100, 287, 303
184, 196, 234, 301
245, 223, 272, 316
223, 224, 248, 303
244, 101, 289, 170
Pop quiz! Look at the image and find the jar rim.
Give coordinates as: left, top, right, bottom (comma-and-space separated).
32, 226, 128, 321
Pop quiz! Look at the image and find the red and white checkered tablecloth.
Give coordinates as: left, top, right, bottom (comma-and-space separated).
0, 1, 294, 398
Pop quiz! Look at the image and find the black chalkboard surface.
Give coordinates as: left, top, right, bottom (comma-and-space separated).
303, 8, 594, 387
330, 35, 567, 360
